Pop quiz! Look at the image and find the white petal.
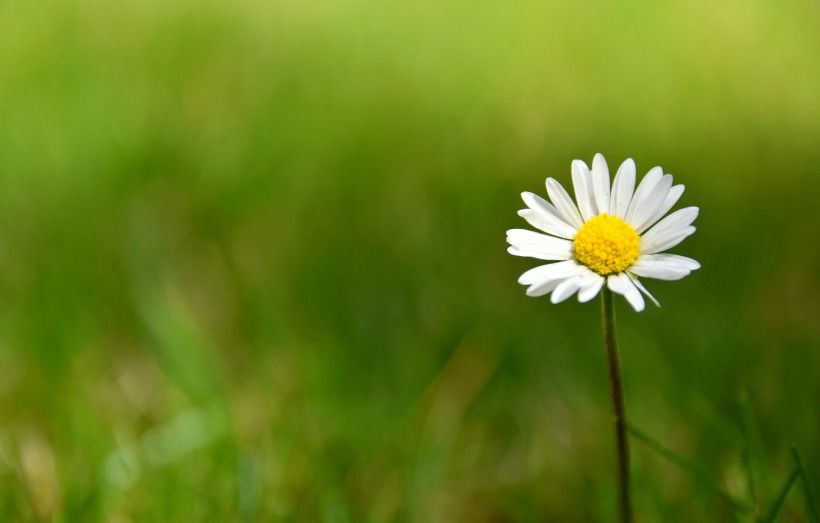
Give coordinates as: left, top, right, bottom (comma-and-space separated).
629, 262, 687, 281
517, 210, 576, 240
506, 229, 572, 260
506, 228, 572, 247
519, 260, 586, 297
591, 153, 611, 215
630, 254, 701, 280
624, 166, 663, 224
640, 207, 699, 254
609, 159, 636, 219
637, 184, 685, 234
521, 191, 559, 215
577, 270, 605, 303
518, 260, 579, 284
607, 273, 645, 312
628, 174, 673, 232
638, 253, 700, 271
642, 206, 698, 239
526, 277, 564, 297
507, 246, 571, 261
518, 266, 548, 286
641, 227, 696, 254
550, 275, 583, 303
546, 178, 584, 230
520, 192, 578, 239
627, 273, 660, 307
571, 160, 597, 221
528, 269, 586, 297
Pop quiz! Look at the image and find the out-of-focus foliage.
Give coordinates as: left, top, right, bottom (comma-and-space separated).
0, 0, 818, 520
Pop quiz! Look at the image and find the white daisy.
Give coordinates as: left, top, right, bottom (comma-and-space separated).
507, 153, 700, 312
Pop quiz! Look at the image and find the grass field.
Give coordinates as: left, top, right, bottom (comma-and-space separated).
1, 0, 819, 520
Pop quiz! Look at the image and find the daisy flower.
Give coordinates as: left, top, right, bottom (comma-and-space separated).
507, 154, 700, 311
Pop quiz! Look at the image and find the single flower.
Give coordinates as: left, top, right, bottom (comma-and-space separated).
507, 153, 700, 311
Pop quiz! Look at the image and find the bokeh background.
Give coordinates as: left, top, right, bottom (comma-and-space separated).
0, 0, 818, 520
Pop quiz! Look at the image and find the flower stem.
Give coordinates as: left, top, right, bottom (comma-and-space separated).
601, 286, 631, 523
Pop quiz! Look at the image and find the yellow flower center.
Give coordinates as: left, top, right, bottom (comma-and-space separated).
573, 214, 640, 276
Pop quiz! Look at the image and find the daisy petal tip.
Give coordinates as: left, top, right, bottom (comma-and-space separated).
628, 295, 645, 313
592, 154, 609, 176
644, 292, 661, 308
577, 289, 599, 303
618, 157, 636, 174
624, 291, 646, 312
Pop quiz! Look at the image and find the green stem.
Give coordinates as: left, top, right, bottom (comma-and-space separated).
601, 287, 631, 523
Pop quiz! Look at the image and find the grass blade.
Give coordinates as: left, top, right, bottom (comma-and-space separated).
627, 423, 749, 512
792, 445, 819, 523
760, 466, 799, 523
740, 389, 769, 502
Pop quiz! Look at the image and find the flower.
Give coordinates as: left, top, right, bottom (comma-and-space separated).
506, 154, 700, 311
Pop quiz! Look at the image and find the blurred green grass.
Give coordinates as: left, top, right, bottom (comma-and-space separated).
0, 0, 819, 520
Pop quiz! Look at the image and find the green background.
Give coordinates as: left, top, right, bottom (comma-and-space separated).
0, 0, 818, 520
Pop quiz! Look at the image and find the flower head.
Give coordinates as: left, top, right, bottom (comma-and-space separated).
507, 153, 700, 311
